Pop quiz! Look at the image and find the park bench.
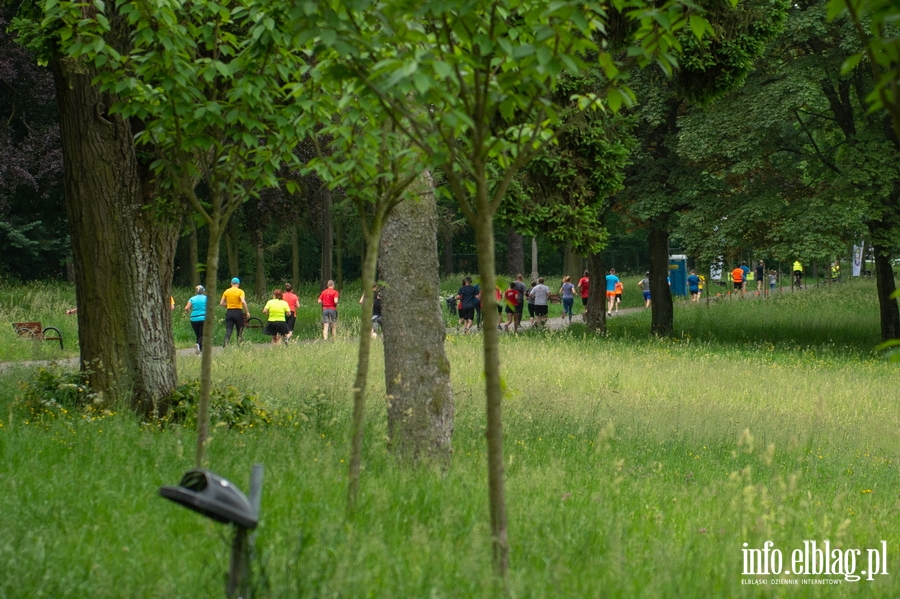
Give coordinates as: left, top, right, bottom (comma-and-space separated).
12, 322, 64, 350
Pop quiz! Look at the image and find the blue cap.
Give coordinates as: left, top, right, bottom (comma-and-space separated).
231, 277, 240, 284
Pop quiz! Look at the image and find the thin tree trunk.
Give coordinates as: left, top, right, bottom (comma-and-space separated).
336, 214, 344, 291
254, 227, 266, 299
506, 228, 524, 276
873, 243, 900, 341
196, 222, 224, 468
292, 224, 300, 291
51, 55, 178, 418
649, 227, 673, 336
530, 236, 538, 280
321, 187, 333, 287
379, 172, 454, 463
189, 219, 200, 289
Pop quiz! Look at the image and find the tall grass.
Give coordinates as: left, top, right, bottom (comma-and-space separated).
1, 278, 898, 597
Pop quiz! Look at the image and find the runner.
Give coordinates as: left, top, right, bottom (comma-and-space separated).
687, 270, 701, 302
456, 276, 479, 334
529, 277, 551, 328
183, 285, 207, 354
282, 283, 300, 341
504, 281, 520, 332
638, 272, 651, 309
318, 280, 340, 340
560, 276, 576, 324
220, 277, 249, 346
613, 279, 624, 313
605, 268, 620, 317
263, 289, 291, 345
731, 264, 745, 296
755, 260, 765, 294
513, 274, 527, 330
577, 270, 590, 319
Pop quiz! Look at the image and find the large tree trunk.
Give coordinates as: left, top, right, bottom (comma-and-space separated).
254, 227, 266, 299
872, 243, 900, 341
225, 222, 239, 278
648, 226, 673, 336
321, 187, 333, 287
585, 252, 606, 333
378, 171, 454, 463
51, 58, 178, 418
506, 228, 524, 276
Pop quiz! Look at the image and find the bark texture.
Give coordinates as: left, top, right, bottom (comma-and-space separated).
505, 228, 524, 276
648, 226, 673, 336
320, 187, 333, 287
51, 57, 178, 417
378, 172, 454, 463
873, 243, 900, 341
585, 252, 606, 333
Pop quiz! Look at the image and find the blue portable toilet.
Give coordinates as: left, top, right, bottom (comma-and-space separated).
668, 254, 688, 296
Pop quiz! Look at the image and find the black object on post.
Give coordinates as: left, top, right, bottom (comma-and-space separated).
159, 469, 258, 529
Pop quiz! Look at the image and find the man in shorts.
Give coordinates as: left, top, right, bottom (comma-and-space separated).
503, 281, 520, 333
220, 277, 249, 346
755, 260, 765, 294
687, 270, 701, 302
318, 279, 340, 340
731, 265, 744, 295
513, 274, 527, 329
638, 272, 651, 308
528, 277, 551, 327
456, 276, 479, 334
282, 283, 300, 341
605, 268, 619, 317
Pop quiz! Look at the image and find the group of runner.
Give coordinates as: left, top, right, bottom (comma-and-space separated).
183, 278, 343, 352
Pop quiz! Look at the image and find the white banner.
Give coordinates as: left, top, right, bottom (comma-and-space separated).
853, 243, 864, 277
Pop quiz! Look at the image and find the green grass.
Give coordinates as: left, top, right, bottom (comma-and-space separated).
1, 279, 899, 597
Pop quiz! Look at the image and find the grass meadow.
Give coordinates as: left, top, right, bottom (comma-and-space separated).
0, 278, 898, 597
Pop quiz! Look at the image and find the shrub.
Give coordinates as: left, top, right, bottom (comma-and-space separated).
167, 380, 271, 431
14, 366, 100, 420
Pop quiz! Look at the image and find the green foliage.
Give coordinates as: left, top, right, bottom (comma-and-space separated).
167, 380, 270, 431
14, 366, 99, 419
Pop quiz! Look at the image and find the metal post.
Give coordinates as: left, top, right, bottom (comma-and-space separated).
227, 465, 263, 599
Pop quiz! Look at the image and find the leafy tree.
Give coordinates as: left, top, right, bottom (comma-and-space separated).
294, 0, 701, 575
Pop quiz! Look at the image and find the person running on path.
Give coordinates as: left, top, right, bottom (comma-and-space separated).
456, 276, 479, 334
605, 268, 620, 316
731, 265, 745, 296
184, 285, 207, 354
560, 276, 576, 324
792, 260, 803, 289
503, 281, 520, 332
687, 270, 701, 302
318, 280, 340, 340
359, 285, 383, 338
577, 270, 590, 319
282, 283, 300, 341
526, 280, 537, 326
220, 277, 249, 346
638, 272, 651, 308
613, 279, 624, 313
263, 288, 291, 345
529, 277, 551, 327
768, 270, 778, 294
755, 260, 765, 294
513, 274, 526, 330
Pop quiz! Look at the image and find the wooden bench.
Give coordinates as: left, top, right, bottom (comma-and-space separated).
13, 322, 64, 350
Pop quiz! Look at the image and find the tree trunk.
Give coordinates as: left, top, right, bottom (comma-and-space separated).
530, 236, 538, 280
335, 212, 344, 291
378, 170, 454, 464
442, 228, 454, 274
291, 224, 300, 291
506, 228, 524, 276
254, 227, 266, 299
648, 227, 673, 336
51, 57, 178, 418
872, 243, 900, 341
189, 219, 200, 289
225, 223, 239, 278
585, 252, 606, 333
321, 187, 333, 287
